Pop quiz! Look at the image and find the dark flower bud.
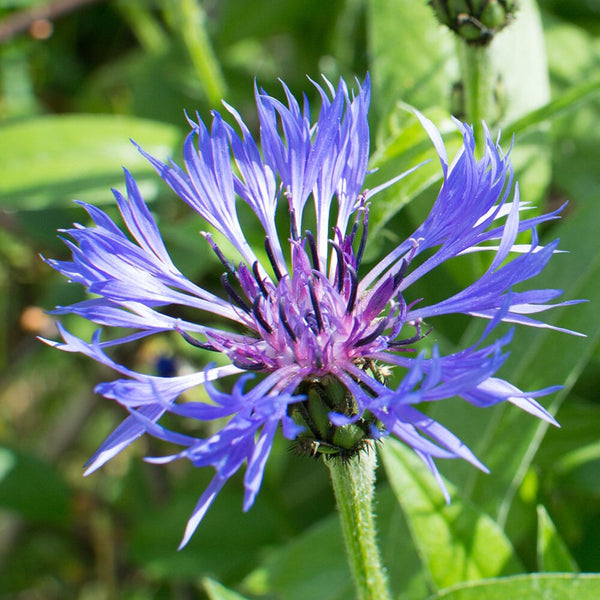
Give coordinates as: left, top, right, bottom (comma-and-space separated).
429, 0, 518, 45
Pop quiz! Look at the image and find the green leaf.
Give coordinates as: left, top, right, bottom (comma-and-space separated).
380, 438, 523, 592
488, 0, 552, 206
0, 445, 71, 525
491, 0, 550, 127
537, 505, 579, 572
507, 76, 600, 138
203, 577, 250, 600
367, 107, 461, 237
429, 191, 600, 525
242, 508, 352, 600
367, 0, 457, 126
162, 0, 227, 106
0, 114, 182, 210
369, 0, 554, 209
242, 483, 428, 600
536, 401, 600, 472
429, 573, 600, 600
551, 439, 600, 497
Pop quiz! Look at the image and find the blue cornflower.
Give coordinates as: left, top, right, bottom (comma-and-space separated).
45, 75, 580, 547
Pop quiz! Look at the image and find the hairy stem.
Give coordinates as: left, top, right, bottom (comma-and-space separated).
458, 39, 495, 153
325, 446, 391, 600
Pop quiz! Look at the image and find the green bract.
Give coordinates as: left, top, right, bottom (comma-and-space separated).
429, 0, 518, 45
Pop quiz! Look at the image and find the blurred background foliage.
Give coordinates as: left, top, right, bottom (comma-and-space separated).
0, 0, 600, 599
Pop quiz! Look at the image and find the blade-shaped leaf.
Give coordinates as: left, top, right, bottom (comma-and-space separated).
428, 193, 600, 525
0, 114, 182, 210
429, 573, 600, 600
241, 507, 353, 600
367, 0, 457, 127
536, 505, 579, 573
491, 0, 550, 127
242, 483, 430, 600
380, 438, 523, 592
508, 76, 600, 138
203, 577, 250, 600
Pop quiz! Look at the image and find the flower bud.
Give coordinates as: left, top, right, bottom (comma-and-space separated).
290, 376, 375, 460
429, 0, 518, 45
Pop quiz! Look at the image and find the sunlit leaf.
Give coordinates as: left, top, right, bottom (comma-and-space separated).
507, 77, 600, 137
491, 0, 550, 126
537, 505, 579, 573
0, 115, 182, 210
366, 107, 460, 239
203, 577, 250, 600
367, 0, 457, 126
429, 573, 600, 600
380, 438, 523, 592
429, 190, 600, 527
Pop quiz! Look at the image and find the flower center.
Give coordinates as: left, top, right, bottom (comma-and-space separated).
212, 225, 400, 377
180, 221, 432, 394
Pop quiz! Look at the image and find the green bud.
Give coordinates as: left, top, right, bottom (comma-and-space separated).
430, 2, 452, 26
313, 441, 341, 456
458, 19, 485, 43
306, 386, 332, 440
448, 0, 470, 13
290, 376, 380, 460
429, 0, 519, 46
481, 1, 507, 29
332, 423, 368, 451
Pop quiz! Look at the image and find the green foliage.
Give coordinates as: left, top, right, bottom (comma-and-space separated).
429, 574, 600, 600
203, 577, 250, 600
0, 115, 182, 209
243, 508, 353, 600
536, 505, 579, 573
1, 0, 599, 598
381, 439, 523, 591
0, 445, 71, 525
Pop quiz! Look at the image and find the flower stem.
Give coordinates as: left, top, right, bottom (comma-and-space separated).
457, 39, 495, 153
325, 446, 391, 600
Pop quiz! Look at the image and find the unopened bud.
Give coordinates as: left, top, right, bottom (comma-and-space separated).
290, 376, 377, 460
430, 0, 518, 45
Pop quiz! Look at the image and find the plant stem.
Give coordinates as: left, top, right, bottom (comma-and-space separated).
457, 38, 496, 275
325, 446, 391, 600
164, 0, 227, 106
457, 40, 494, 153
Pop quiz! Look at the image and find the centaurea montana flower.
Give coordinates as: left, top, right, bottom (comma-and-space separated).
45, 75, 580, 548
